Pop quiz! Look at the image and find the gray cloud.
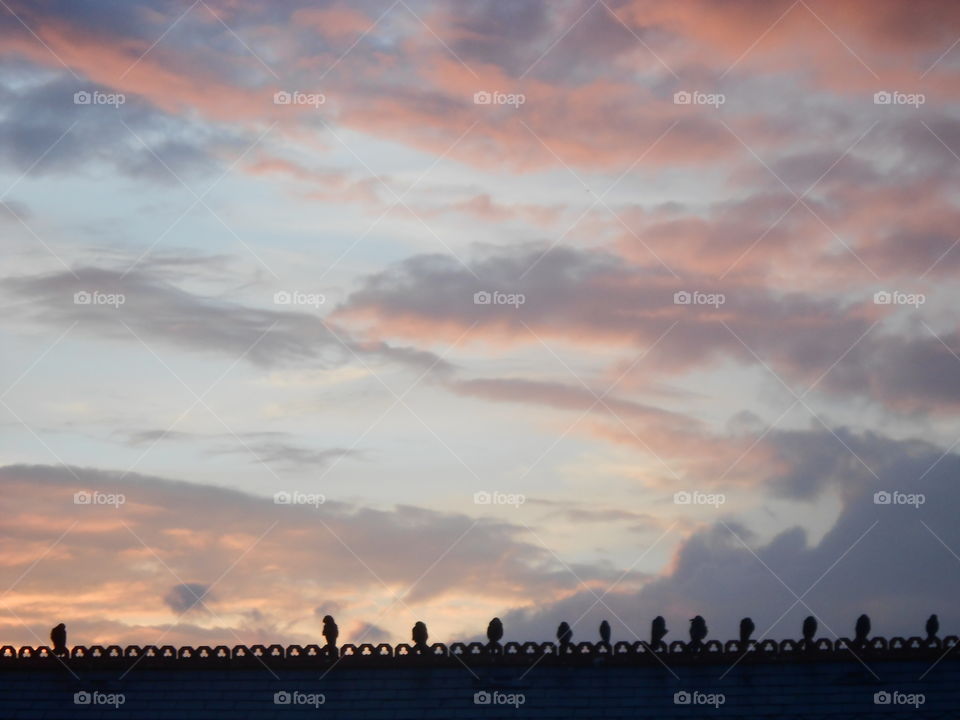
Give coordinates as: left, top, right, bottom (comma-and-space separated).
497, 428, 960, 642
124, 429, 364, 471
0, 70, 229, 182
164, 583, 212, 614
3, 262, 454, 374
338, 244, 960, 413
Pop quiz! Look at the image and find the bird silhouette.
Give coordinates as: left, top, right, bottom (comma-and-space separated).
50, 623, 67, 657
486, 617, 503, 646
321, 615, 338, 648
557, 622, 573, 653
650, 616, 668, 650
854, 614, 871, 647
802, 616, 817, 649
599, 620, 611, 645
689, 615, 708, 650
412, 621, 428, 649
926, 614, 939, 642
739, 617, 755, 646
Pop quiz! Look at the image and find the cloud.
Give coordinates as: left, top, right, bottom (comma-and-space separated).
345, 620, 391, 644
0, 463, 612, 646
0, 70, 231, 182
124, 429, 364, 471
207, 441, 360, 470
337, 244, 960, 414
2, 0, 958, 183
497, 427, 960, 643
164, 583, 212, 613
3, 261, 455, 375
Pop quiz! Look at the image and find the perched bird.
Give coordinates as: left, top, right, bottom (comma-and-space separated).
854, 614, 871, 646
599, 620, 611, 645
557, 622, 573, 653
650, 616, 668, 649
739, 617, 755, 646
689, 616, 708, 649
321, 615, 338, 648
802, 616, 818, 648
487, 617, 504, 645
412, 621, 429, 648
926, 614, 939, 642
50, 623, 67, 657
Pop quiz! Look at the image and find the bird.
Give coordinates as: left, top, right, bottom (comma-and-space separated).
321, 615, 338, 648
689, 615, 708, 649
739, 617, 755, 646
650, 616, 668, 649
599, 620, 611, 645
854, 614, 871, 646
486, 617, 503, 645
926, 614, 939, 642
412, 621, 429, 648
802, 616, 818, 648
557, 622, 573, 653
50, 623, 67, 657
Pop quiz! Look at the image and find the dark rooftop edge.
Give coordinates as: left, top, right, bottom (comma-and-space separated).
4, 635, 958, 669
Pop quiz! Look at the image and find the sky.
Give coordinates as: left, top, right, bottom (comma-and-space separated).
1, 0, 960, 654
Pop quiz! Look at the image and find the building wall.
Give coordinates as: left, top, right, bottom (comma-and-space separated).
0, 655, 956, 719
